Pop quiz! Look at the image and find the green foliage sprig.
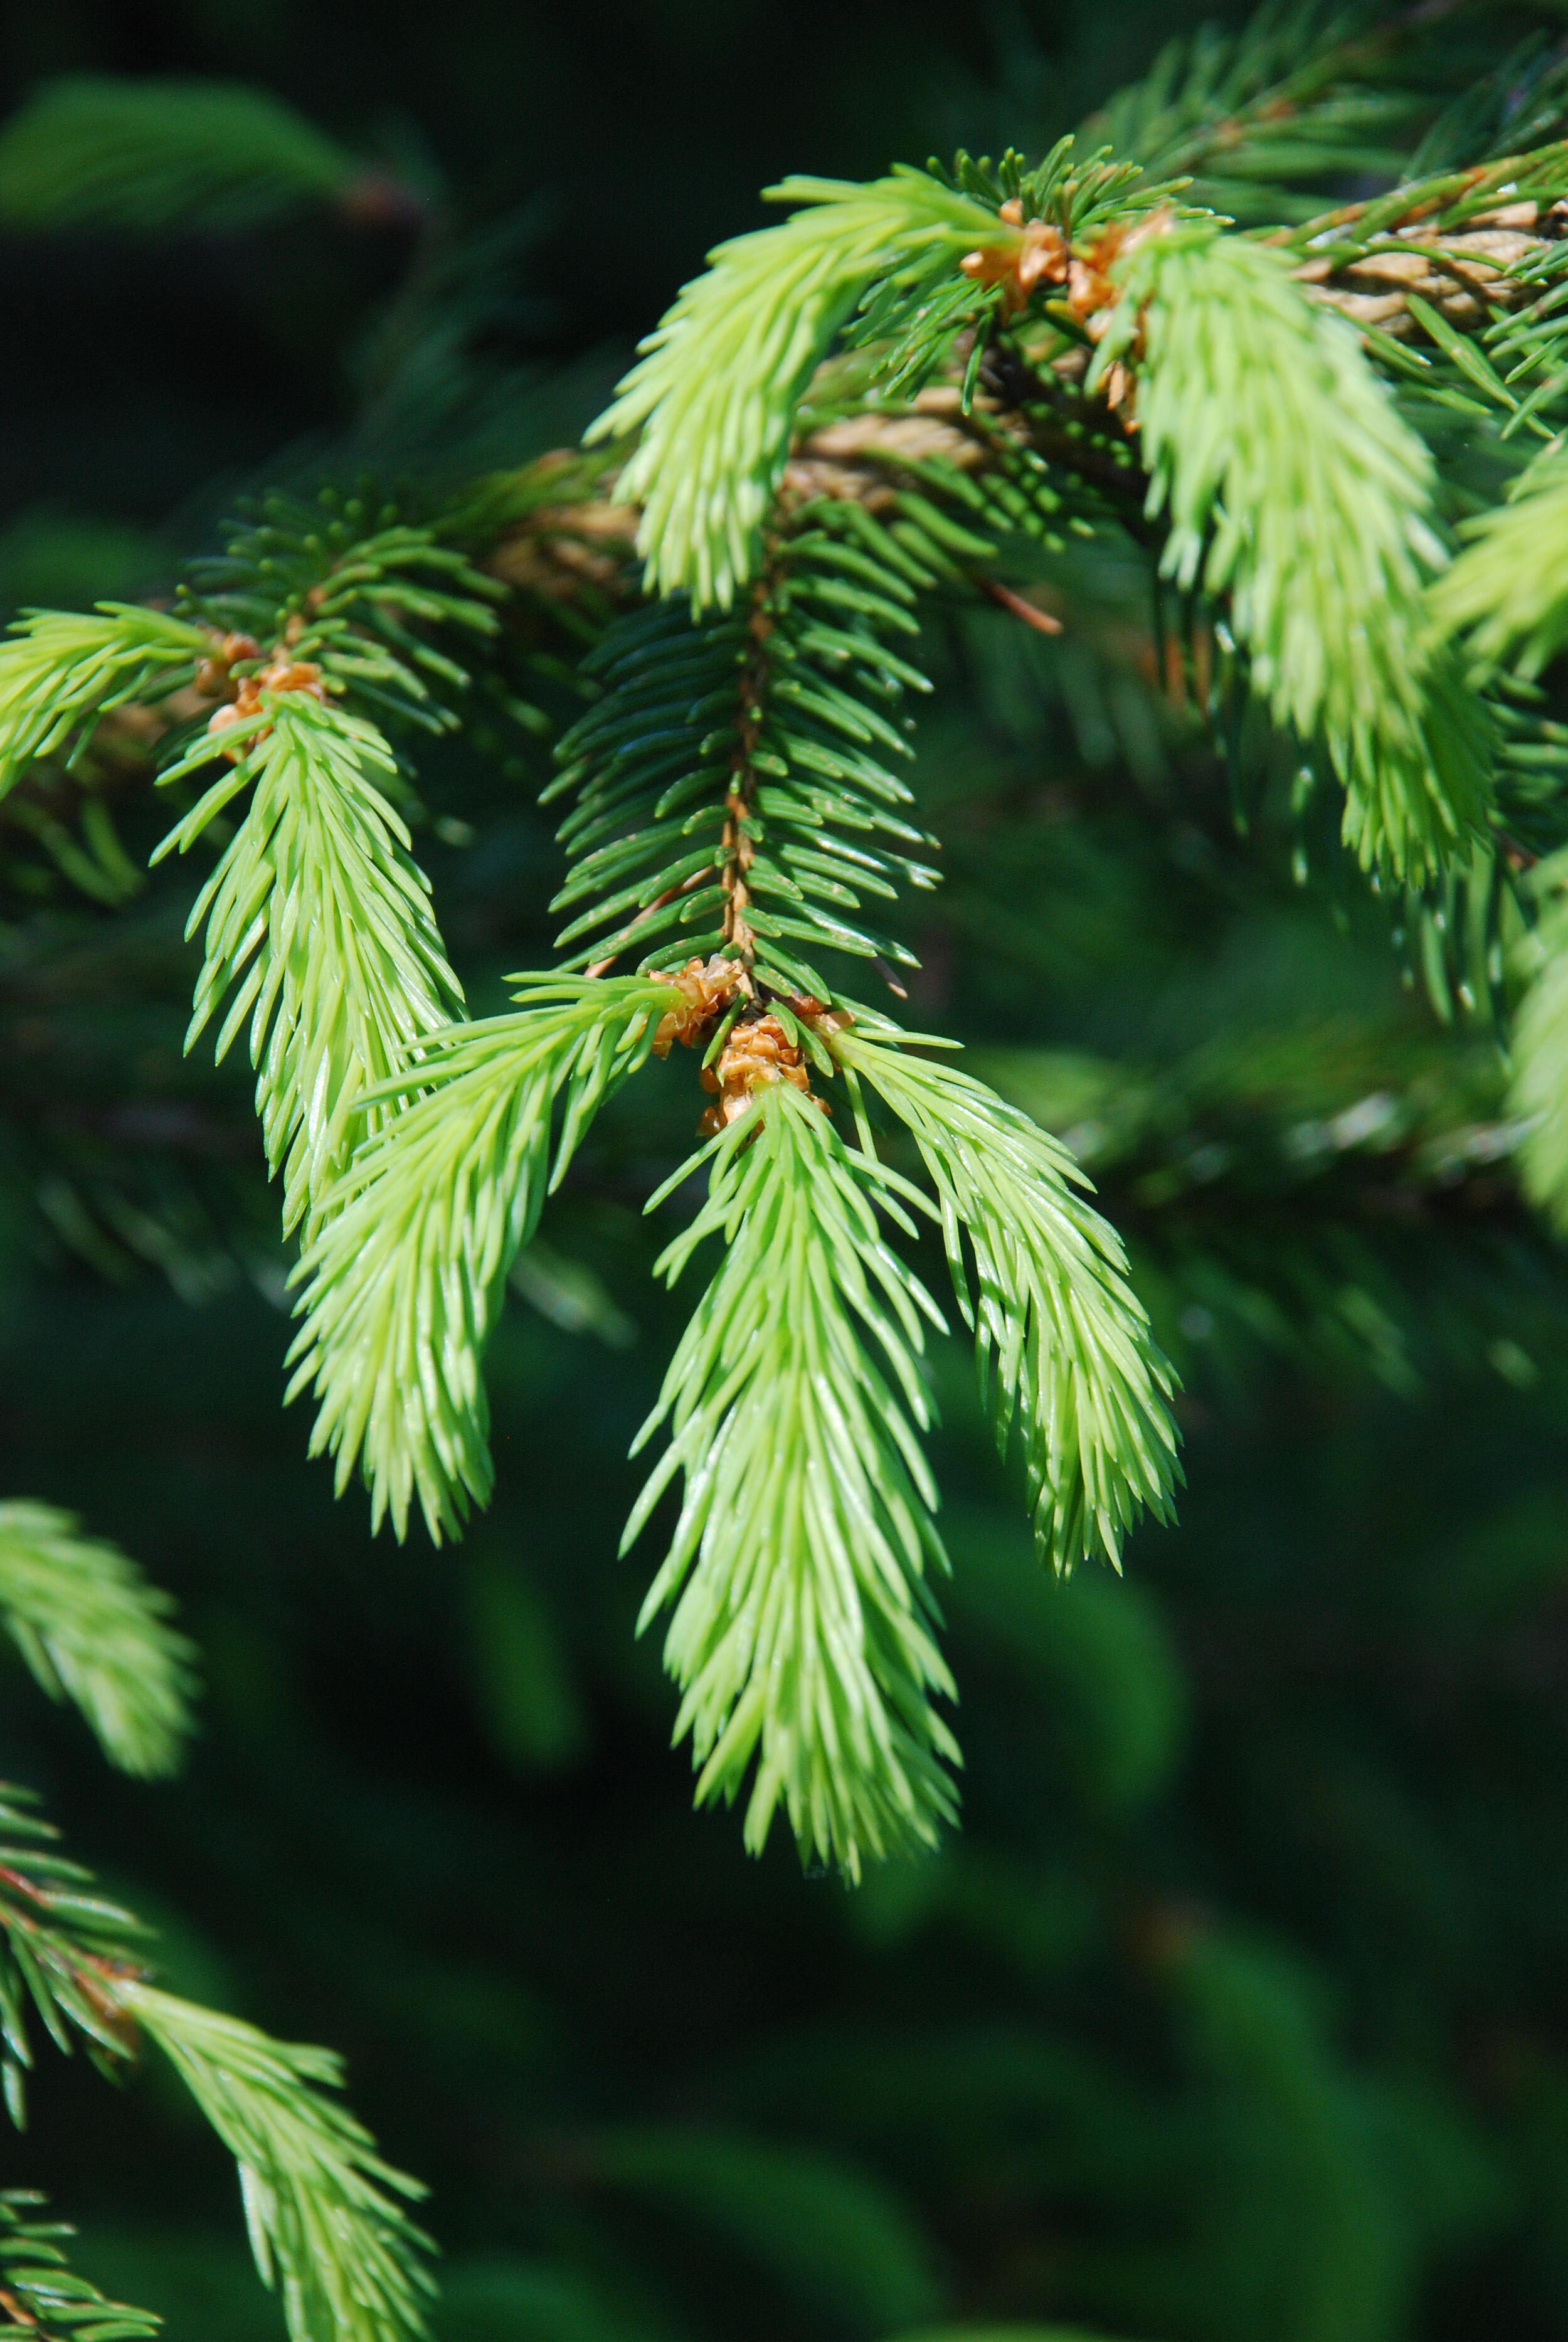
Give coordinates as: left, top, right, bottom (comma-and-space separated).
287, 977, 681, 1539
11, 16, 1568, 2336
588, 170, 1004, 607
119, 1986, 434, 2342
0, 78, 382, 235
0, 610, 209, 802
1432, 452, 1568, 676
548, 502, 938, 993
152, 695, 464, 1234
1097, 220, 1491, 880
0, 1503, 196, 1778
0, 1785, 432, 2342
178, 495, 507, 736
0, 1785, 148, 2122
0, 2192, 161, 2342
835, 1031, 1181, 1571
0, 492, 517, 1243
628, 1079, 957, 1877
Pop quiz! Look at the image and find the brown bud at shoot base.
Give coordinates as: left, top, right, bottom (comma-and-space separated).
960, 202, 1069, 317
206, 657, 327, 761
696, 1013, 817, 1136
650, 955, 741, 1056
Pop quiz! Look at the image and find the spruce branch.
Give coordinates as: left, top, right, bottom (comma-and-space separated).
548, 503, 941, 995
587, 137, 1204, 613
1299, 194, 1559, 347
1098, 218, 1491, 880
0, 78, 406, 237
0, 609, 211, 804
29, 28, 1568, 1909
0, 2191, 161, 2342
179, 492, 507, 739
971, 1012, 1544, 1396
287, 977, 680, 1541
0, 1504, 196, 1779
151, 694, 464, 1234
0, 499, 507, 852
627, 1078, 958, 1877
1087, 3, 1425, 221
586, 171, 1004, 608
117, 1985, 434, 2342
833, 1031, 1180, 1572
0, 1785, 146, 2121
1430, 450, 1568, 674
0, 1788, 432, 2342
1276, 149, 1568, 438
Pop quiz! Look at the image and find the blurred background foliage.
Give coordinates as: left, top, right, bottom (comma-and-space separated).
1, 3, 1568, 2340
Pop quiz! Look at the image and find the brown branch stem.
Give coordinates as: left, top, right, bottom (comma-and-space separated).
583, 866, 711, 980
720, 570, 775, 992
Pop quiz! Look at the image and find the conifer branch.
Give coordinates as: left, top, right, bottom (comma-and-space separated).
832, 1030, 1180, 1571
0, 504, 519, 1254
1285, 149, 1568, 342
1086, 1, 1429, 223
0, 500, 506, 826
586, 171, 1004, 608
287, 977, 681, 1540
588, 142, 1197, 613
584, 142, 1505, 886
151, 694, 464, 1234
1430, 451, 1568, 674
0, 1505, 196, 1779
546, 371, 1126, 998
1096, 218, 1491, 879
0, 610, 211, 804
628, 1078, 958, 1877
1276, 150, 1568, 448
0, 78, 403, 236
0, 1788, 432, 2342
0, 1786, 146, 2119
28, 43, 1568, 1892
178, 494, 506, 738
548, 502, 941, 996
0, 2192, 161, 2342
117, 1986, 433, 2342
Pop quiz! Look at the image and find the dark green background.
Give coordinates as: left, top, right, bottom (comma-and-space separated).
1, 6, 1566, 2341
